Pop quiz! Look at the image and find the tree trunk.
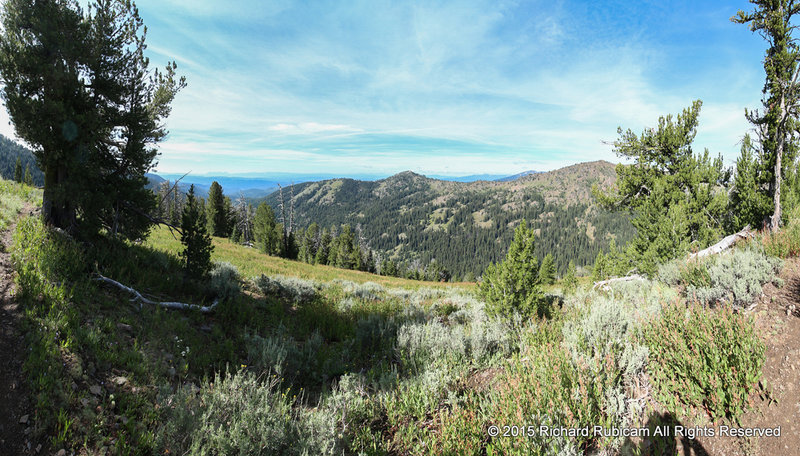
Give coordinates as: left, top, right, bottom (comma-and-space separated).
41, 163, 76, 232
771, 93, 786, 233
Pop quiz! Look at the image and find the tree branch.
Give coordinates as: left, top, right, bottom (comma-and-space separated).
93, 272, 219, 312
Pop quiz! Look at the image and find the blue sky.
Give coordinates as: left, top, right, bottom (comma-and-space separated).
2, 0, 769, 177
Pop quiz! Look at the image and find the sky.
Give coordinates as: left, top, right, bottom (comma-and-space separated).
0, 0, 771, 177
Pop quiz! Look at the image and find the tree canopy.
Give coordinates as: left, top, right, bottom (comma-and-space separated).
595, 101, 730, 274
0, 0, 185, 238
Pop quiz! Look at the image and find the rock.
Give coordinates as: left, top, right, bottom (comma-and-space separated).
112, 376, 128, 386
56, 450, 66, 456
19, 414, 28, 424
116, 323, 133, 332
81, 398, 89, 408
35, 443, 41, 453
90, 385, 102, 395
200, 324, 212, 332
167, 367, 176, 378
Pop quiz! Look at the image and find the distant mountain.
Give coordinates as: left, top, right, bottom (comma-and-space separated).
263, 160, 633, 280
428, 173, 509, 182
495, 170, 542, 182
0, 134, 44, 186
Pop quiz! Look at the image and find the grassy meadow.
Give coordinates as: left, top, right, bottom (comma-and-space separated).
147, 225, 474, 290
2, 178, 784, 455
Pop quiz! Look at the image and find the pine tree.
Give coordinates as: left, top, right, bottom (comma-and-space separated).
734, 1, 800, 231
594, 101, 729, 274
253, 202, 280, 255
730, 134, 772, 230
180, 185, 213, 279
563, 261, 578, 295
0, 0, 185, 237
592, 251, 606, 282
538, 253, 556, 285
479, 220, 546, 319
315, 228, 331, 265
13, 156, 21, 182
23, 163, 32, 185
206, 181, 228, 237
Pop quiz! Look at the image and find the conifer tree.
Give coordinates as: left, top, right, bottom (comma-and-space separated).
180, 185, 213, 279
206, 181, 228, 237
479, 220, 546, 319
23, 162, 32, 185
0, 0, 185, 237
563, 261, 578, 295
730, 134, 772, 230
734, 1, 800, 231
538, 253, 556, 285
594, 101, 729, 274
13, 156, 20, 182
253, 202, 280, 255
315, 228, 331, 265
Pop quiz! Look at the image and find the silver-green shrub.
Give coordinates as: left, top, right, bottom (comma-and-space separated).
209, 261, 240, 301
686, 246, 782, 308
255, 274, 319, 303
155, 370, 338, 455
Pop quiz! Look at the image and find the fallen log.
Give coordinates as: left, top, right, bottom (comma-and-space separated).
592, 274, 647, 291
687, 226, 753, 260
94, 273, 219, 313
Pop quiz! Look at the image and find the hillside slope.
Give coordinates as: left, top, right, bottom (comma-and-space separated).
264, 160, 632, 279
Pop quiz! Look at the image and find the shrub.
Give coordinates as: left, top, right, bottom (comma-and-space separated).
255, 274, 319, 303
685, 246, 782, 308
561, 296, 649, 442
642, 302, 765, 423
487, 338, 611, 455
209, 261, 240, 301
245, 331, 333, 385
155, 370, 338, 455
761, 216, 800, 258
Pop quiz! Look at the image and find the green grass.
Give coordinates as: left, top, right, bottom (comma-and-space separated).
0, 178, 41, 230
6, 183, 775, 455
146, 225, 474, 289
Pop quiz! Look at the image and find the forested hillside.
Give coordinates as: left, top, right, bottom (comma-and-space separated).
263, 161, 634, 280
0, 134, 42, 186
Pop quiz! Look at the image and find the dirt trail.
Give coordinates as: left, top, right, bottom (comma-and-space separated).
686, 257, 800, 456
0, 204, 38, 455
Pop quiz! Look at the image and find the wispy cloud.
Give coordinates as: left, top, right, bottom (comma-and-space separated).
0, 0, 767, 176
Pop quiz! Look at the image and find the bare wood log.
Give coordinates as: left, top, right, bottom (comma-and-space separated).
94, 273, 219, 312
592, 274, 647, 291
687, 226, 754, 260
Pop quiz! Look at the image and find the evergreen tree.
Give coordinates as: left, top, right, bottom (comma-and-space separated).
563, 261, 578, 295
299, 223, 319, 263
231, 223, 241, 244
592, 251, 607, 282
253, 202, 280, 255
538, 253, 556, 285
335, 225, 356, 269
13, 156, 20, 182
595, 101, 729, 274
206, 181, 228, 237
180, 185, 213, 279
0, 0, 185, 237
315, 228, 331, 265
730, 134, 772, 230
734, 1, 800, 231
479, 220, 546, 319
23, 162, 31, 185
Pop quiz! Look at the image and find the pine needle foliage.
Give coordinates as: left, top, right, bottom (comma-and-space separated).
180, 185, 213, 279
479, 220, 547, 319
